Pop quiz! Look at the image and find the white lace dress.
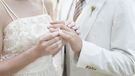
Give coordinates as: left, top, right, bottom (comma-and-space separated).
3, 14, 63, 76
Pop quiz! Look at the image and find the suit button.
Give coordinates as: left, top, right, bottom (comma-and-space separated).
86, 65, 89, 69
91, 67, 96, 70
86, 65, 91, 69
85, 65, 97, 71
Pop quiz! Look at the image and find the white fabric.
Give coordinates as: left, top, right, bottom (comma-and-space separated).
57, 0, 89, 21
4, 14, 63, 76
58, 0, 135, 76
1, 0, 64, 75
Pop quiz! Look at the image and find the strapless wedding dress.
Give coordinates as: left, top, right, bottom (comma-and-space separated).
3, 14, 63, 76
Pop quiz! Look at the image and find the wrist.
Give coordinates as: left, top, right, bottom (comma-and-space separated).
75, 39, 82, 57
28, 47, 41, 58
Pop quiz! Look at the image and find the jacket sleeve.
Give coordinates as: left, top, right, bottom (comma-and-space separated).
76, 0, 135, 76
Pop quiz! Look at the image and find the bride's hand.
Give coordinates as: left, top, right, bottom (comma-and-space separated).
33, 32, 63, 57
49, 21, 82, 56
49, 21, 80, 35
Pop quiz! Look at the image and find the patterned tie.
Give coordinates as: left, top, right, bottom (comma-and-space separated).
73, 0, 85, 21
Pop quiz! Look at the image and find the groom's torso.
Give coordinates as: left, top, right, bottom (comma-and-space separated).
58, 0, 123, 76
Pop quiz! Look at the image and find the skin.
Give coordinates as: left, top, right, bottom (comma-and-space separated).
49, 21, 82, 57
0, 0, 79, 75
0, 0, 62, 76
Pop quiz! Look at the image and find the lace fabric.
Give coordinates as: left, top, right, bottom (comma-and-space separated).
0, 0, 63, 75
4, 15, 51, 53
3, 15, 60, 76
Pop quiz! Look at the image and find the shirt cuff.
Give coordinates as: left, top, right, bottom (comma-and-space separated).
76, 40, 102, 69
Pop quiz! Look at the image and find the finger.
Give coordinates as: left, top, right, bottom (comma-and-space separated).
72, 26, 79, 32
49, 24, 70, 31
44, 37, 61, 46
49, 24, 63, 29
65, 21, 72, 26
49, 28, 59, 32
50, 21, 65, 25
67, 22, 75, 28
59, 30, 73, 42
39, 32, 59, 41
46, 40, 63, 53
51, 41, 64, 56
48, 40, 62, 50
53, 43, 64, 56
51, 21, 72, 26
76, 30, 80, 35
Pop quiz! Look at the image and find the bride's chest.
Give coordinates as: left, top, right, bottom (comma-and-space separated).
4, 15, 51, 33
3, 15, 51, 53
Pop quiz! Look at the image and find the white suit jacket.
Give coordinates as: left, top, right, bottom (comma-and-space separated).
58, 0, 135, 76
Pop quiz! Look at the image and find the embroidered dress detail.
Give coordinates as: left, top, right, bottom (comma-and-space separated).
0, 0, 60, 76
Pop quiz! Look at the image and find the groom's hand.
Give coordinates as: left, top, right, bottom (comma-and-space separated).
48, 21, 82, 56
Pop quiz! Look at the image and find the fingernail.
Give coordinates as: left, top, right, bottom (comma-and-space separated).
71, 22, 75, 25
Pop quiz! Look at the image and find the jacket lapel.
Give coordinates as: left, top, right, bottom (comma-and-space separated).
76, 0, 106, 39
60, 0, 74, 20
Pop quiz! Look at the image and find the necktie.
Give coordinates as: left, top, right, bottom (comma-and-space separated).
73, 0, 85, 21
